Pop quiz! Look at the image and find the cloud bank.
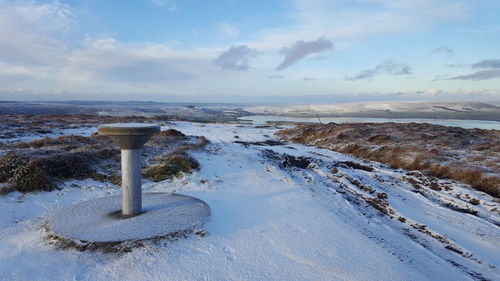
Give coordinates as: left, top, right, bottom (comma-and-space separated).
448, 58, 500, 81
472, 59, 500, 69
276, 37, 333, 71
347, 60, 413, 80
430, 46, 453, 57
267, 75, 284, 79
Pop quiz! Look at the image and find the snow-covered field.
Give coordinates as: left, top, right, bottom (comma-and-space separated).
243, 101, 500, 117
0, 122, 498, 281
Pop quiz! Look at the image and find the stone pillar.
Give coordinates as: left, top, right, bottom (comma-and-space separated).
121, 148, 142, 215
98, 123, 160, 216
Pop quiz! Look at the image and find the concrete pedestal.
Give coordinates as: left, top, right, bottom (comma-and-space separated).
48, 193, 210, 242
47, 122, 211, 245
98, 123, 160, 216
121, 149, 142, 215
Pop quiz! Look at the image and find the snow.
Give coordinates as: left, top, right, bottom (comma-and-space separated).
0, 126, 97, 144
49, 193, 210, 242
0, 121, 498, 281
239, 115, 500, 130
243, 101, 500, 116
99, 123, 160, 128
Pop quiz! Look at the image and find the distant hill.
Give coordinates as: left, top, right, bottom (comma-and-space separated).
244, 101, 500, 121
0, 101, 498, 121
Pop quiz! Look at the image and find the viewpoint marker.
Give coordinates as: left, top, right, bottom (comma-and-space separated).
47, 123, 210, 245
98, 123, 160, 216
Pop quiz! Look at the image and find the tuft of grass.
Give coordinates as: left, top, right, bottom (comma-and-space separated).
9, 162, 54, 192
155, 129, 186, 138
15, 135, 97, 150
368, 134, 392, 144
33, 152, 97, 179
0, 151, 31, 182
469, 198, 480, 205
144, 154, 200, 182
1, 151, 97, 193
94, 148, 120, 159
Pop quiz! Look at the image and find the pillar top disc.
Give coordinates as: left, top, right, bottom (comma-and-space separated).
98, 123, 160, 149
98, 123, 160, 135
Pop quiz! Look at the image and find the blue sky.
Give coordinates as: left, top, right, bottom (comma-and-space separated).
0, 0, 499, 103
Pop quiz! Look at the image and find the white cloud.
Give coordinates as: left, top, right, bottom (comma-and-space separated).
151, 0, 176, 11
0, 0, 72, 66
0, 0, 487, 99
249, 0, 467, 50
0, 1, 232, 90
216, 22, 239, 37
64, 38, 221, 83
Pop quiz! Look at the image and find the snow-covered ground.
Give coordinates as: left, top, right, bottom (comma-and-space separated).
243, 101, 500, 116
0, 126, 97, 144
0, 122, 498, 281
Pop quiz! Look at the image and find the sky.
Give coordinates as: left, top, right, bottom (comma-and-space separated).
0, 0, 499, 103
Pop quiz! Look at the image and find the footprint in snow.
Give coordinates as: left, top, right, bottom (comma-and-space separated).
223, 246, 236, 261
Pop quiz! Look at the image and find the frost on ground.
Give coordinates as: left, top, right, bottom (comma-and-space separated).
0, 121, 499, 281
277, 122, 499, 197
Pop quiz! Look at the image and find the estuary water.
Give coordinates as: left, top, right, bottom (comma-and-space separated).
238, 115, 500, 130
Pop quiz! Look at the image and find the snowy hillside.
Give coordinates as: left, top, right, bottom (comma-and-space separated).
0, 122, 498, 281
244, 101, 500, 121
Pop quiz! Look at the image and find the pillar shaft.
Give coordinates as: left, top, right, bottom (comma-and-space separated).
121, 148, 142, 215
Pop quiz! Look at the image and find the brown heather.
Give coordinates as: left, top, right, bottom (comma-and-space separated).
0, 125, 208, 193
276, 122, 500, 198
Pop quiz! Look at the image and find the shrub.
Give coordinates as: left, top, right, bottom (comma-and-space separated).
94, 148, 120, 159
470, 198, 480, 205
144, 154, 199, 182
9, 161, 54, 192
2, 151, 97, 193
15, 135, 96, 150
155, 129, 186, 137
368, 134, 392, 144
32, 152, 96, 179
0, 152, 30, 182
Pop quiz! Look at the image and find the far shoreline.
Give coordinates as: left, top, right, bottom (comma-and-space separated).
238, 115, 500, 130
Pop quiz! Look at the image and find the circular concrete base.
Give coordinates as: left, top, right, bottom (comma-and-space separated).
48, 193, 210, 243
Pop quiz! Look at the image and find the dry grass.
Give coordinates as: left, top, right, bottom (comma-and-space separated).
144, 154, 200, 182
143, 134, 209, 182
1, 151, 98, 192
0, 113, 173, 142
0, 118, 210, 193
1, 133, 120, 192
155, 129, 186, 137
277, 122, 500, 197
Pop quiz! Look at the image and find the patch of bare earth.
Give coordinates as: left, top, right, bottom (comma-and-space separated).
276, 122, 500, 198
